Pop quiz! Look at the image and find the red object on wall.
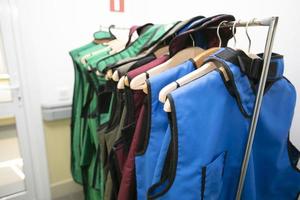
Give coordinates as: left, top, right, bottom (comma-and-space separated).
110, 0, 124, 12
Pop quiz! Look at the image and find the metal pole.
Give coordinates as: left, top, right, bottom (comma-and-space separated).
235, 16, 279, 200
206, 17, 273, 29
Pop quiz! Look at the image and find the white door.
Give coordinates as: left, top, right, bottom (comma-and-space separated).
0, 0, 50, 199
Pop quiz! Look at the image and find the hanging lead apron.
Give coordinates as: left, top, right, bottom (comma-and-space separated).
69, 31, 116, 184
135, 59, 197, 200
133, 14, 238, 200
78, 55, 113, 200
219, 51, 300, 199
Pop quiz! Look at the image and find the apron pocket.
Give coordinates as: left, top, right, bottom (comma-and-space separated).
201, 151, 227, 200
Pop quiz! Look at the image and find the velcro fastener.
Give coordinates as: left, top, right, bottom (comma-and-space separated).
215, 48, 284, 81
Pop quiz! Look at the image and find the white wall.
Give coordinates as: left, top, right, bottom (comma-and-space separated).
16, 0, 150, 107
17, 0, 300, 146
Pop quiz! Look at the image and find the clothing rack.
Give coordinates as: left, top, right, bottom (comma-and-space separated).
209, 17, 279, 199
99, 18, 279, 199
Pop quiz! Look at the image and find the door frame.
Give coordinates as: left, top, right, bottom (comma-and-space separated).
0, 0, 51, 199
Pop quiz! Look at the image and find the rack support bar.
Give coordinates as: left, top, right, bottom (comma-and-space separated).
235, 16, 279, 200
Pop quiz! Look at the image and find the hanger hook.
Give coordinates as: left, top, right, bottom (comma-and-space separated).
245, 18, 256, 53
108, 24, 117, 38
109, 24, 116, 32
217, 20, 228, 48
232, 20, 240, 48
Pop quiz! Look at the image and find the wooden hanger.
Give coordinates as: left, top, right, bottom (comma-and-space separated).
163, 61, 230, 112
162, 20, 232, 112
153, 46, 169, 57
193, 47, 219, 67
130, 46, 204, 90
158, 47, 219, 102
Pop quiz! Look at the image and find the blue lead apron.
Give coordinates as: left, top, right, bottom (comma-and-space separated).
148, 48, 300, 200
135, 15, 237, 200
135, 60, 197, 200
242, 54, 300, 199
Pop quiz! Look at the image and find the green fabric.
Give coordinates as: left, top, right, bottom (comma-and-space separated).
70, 32, 114, 200
69, 42, 97, 184
94, 23, 176, 72
94, 31, 115, 40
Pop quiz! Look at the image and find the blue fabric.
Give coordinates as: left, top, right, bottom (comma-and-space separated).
178, 18, 206, 34
149, 56, 251, 199
135, 60, 196, 200
148, 48, 300, 199
177, 17, 207, 49
243, 73, 300, 198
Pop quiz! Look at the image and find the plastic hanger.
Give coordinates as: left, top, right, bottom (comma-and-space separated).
163, 20, 230, 112
130, 34, 204, 90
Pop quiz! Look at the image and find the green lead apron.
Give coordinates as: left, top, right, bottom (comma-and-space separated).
79, 55, 114, 200
69, 31, 116, 199
70, 42, 98, 184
